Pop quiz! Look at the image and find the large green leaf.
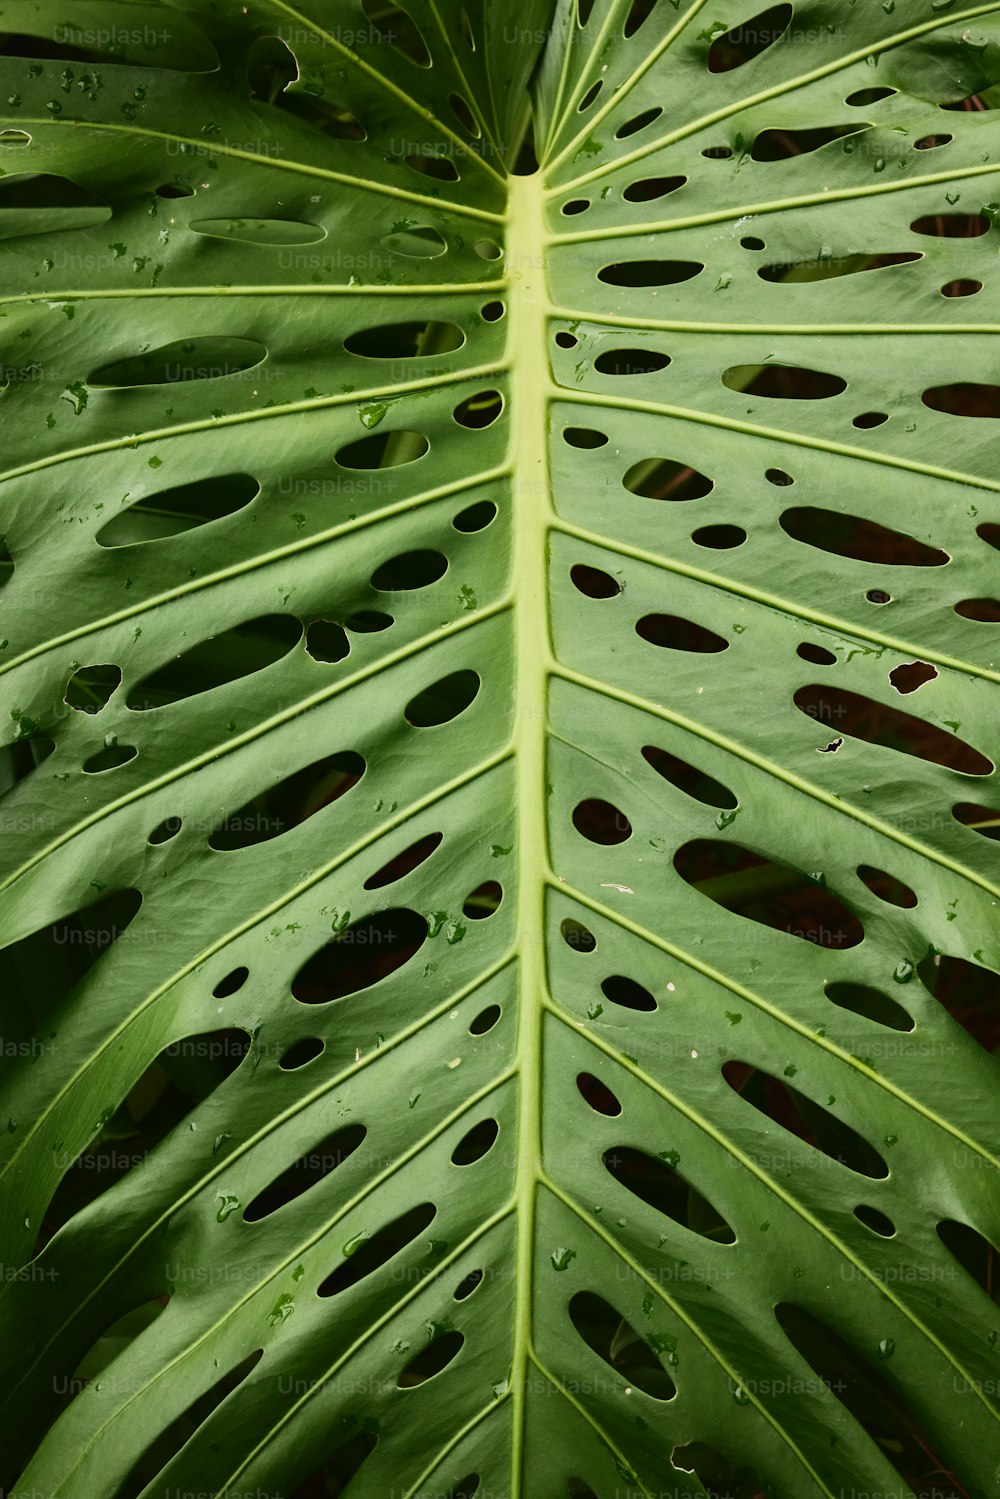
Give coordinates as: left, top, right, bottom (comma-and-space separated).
1, 1, 999, 1494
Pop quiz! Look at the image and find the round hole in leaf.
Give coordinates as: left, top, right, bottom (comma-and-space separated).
279, 1037, 325, 1070
555, 331, 579, 349
451, 1118, 499, 1165
866, 589, 891, 604
741, 235, 765, 249
480, 300, 505, 321
453, 499, 497, 532
305, 620, 350, 664
469, 1005, 501, 1035
462, 880, 502, 919
474, 239, 502, 261
405, 670, 481, 727
570, 563, 621, 598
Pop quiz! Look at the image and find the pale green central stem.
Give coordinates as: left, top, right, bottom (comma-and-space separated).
507, 169, 553, 1495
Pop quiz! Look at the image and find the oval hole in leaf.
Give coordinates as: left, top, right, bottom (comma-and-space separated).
604, 1146, 736, 1242
751, 125, 864, 160
405, 670, 480, 727
570, 564, 621, 598
855, 1204, 895, 1237
888, 660, 937, 694
917, 952, 1000, 1053
65, 664, 121, 713
578, 80, 602, 110
0, 172, 110, 239
318, 1202, 436, 1295
577, 1072, 621, 1115
641, 744, 737, 809
398, 1331, 464, 1387
691, 523, 746, 548
636, 613, 728, 653
453, 499, 497, 532
797, 642, 837, 665
210, 751, 365, 850
708, 3, 792, 71
562, 918, 596, 952
594, 348, 669, 375
624, 458, 712, 500
344, 320, 464, 358
956, 597, 1000, 620
793, 684, 992, 775
148, 816, 182, 845
601, 974, 657, 1012
96, 473, 259, 547
469, 1005, 501, 1035
404, 153, 459, 181
462, 880, 502, 919
846, 87, 895, 105
937, 1219, 1000, 1303
346, 609, 393, 632
922, 383, 1000, 418
598, 260, 703, 286
89, 337, 266, 388
825, 981, 913, 1033
453, 1269, 483, 1300
451, 1118, 499, 1165
779, 512, 953, 563
382, 224, 447, 256
189, 218, 325, 245
723, 363, 846, 399
614, 106, 662, 139
336, 431, 429, 469
362, 0, 431, 64
675, 840, 864, 949
724, 1062, 887, 1176
127, 615, 301, 711
371, 549, 448, 591
561, 198, 590, 215
292, 909, 428, 1005
454, 389, 503, 428
243, 1124, 366, 1221
623, 175, 686, 201
365, 832, 443, 891
564, 426, 609, 449
941, 278, 983, 298
775, 1303, 953, 1491
910, 213, 990, 237
573, 798, 631, 845
568, 1291, 676, 1400
212, 966, 248, 998
156, 182, 195, 198
82, 744, 136, 774
279, 1037, 324, 1070
623, 0, 657, 38
856, 865, 918, 909
952, 801, 1000, 842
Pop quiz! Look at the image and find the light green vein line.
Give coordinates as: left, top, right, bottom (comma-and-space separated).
0, 746, 514, 1181
538, 1171, 838, 1497
553, 661, 1000, 910
401, 1394, 507, 1499
550, 307, 1000, 336
548, 2, 1000, 190
0, 601, 512, 896
525, 1349, 656, 1499
10, 116, 502, 218
550, 160, 1000, 232
424, 0, 503, 159
0, 464, 506, 680
0, 360, 505, 494
543, 994, 1000, 1425
0, 282, 505, 308
31, 1089, 517, 1491
262, 0, 505, 185
554, 385, 1000, 494
550, 870, 1000, 1172
0, 947, 516, 1412
552, 514, 1000, 687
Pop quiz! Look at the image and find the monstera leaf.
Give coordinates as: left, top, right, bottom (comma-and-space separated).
1, 1, 1000, 1494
